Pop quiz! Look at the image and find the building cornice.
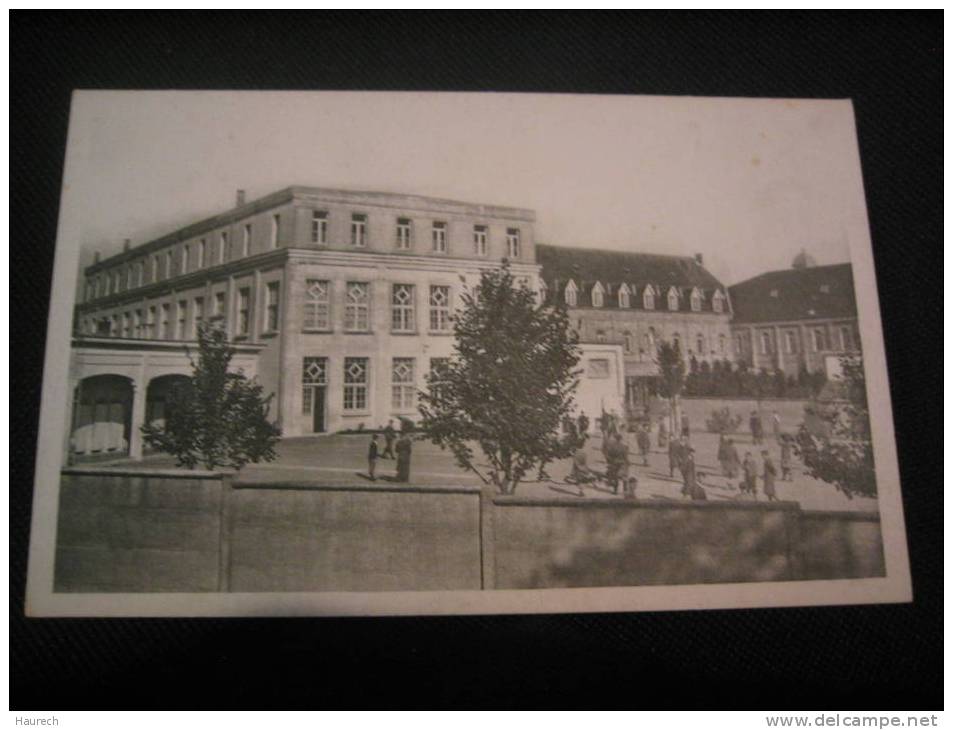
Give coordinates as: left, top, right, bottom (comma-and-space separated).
71, 335, 266, 354
287, 248, 541, 275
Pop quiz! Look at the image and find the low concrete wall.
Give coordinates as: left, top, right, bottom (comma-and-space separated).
226, 483, 482, 592
55, 468, 225, 592
53, 469, 885, 593
798, 510, 885, 580
488, 498, 802, 589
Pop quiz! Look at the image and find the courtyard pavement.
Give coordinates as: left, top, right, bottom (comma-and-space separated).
133, 429, 878, 513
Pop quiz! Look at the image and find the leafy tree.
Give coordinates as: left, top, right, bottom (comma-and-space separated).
656, 340, 686, 435
141, 323, 281, 470
418, 263, 580, 494
795, 355, 875, 499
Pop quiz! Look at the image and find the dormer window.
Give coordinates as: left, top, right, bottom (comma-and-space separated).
643, 285, 655, 310
565, 279, 578, 307
712, 290, 725, 313
618, 283, 630, 308
667, 286, 679, 312
690, 287, 703, 312
591, 282, 605, 308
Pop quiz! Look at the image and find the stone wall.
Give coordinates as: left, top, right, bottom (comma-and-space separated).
53, 469, 885, 593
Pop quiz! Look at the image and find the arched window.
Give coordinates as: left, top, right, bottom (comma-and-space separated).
690, 288, 703, 312
667, 287, 679, 311
643, 285, 655, 310
760, 331, 772, 355
565, 280, 578, 307
618, 284, 630, 309
591, 282, 604, 308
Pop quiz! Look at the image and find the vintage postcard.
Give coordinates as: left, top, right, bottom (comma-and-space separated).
26, 91, 911, 616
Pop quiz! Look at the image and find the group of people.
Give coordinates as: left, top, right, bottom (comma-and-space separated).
749, 410, 783, 446
367, 419, 414, 482
717, 433, 788, 501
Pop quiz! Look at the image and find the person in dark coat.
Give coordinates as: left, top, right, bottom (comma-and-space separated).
395, 433, 412, 482
382, 419, 396, 459
577, 411, 590, 439
681, 413, 690, 438
723, 438, 741, 479
657, 417, 669, 449
742, 451, 758, 497
681, 447, 698, 498
636, 424, 651, 466
367, 434, 379, 481
772, 411, 782, 443
762, 450, 778, 501
668, 435, 682, 478
749, 411, 763, 445
780, 436, 793, 481
605, 433, 629, 495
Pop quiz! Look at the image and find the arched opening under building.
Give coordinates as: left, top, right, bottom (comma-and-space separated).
144, 374, 191, 450
70, 374, 134, 460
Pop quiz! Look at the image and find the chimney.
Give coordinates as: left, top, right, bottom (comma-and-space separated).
93, 251, 100, 264
694, 253, 704, 266
236, 189, 246, 207
122, 238, 131, 252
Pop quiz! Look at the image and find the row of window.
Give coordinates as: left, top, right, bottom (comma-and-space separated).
592, 327, 730, 358
736, 325, 856, 356
311, 210, 521, 258
88, 211, 524, 301
301, 356, 448, 414
559, 281, 725, 313
86, 280, 456, 340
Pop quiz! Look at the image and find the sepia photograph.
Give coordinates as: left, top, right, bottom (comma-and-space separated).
25, 90, 911, 616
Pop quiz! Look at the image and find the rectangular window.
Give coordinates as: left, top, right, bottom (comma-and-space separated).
473, 225, 487, 256
351, 214, 367, 247
785, 330, 798, 354
429, 357, 450, 398
343, 357, 369, 411
396, 218, 412, 250
391, 358, 416, 410
160, 303, 171, 339
147, 306, 157, 339
220, 232, 228, 263
506, 228, 521, 258
302, 357, 328, 415
237, 288, 250, 336
264, 282, 280, 332
840, 326, 853, 350
344, 282, 370, 331
192, 297, 204, 338
182, 245, 190, 274
176, 300, 187, 339
121, 312, 131, 338
311, 211, 328, 245
133, 309, 143, 338
199, 238, 207, 268
813, 328, 828, 352
429, 285, 451, 332
152, 255, 160, 282
304, 279, 331, 330
243, 223, 252, 256
271, 214, 280, 249
432, 221, 447, 253
392, 283, 416, 332
213, 291, 226, 318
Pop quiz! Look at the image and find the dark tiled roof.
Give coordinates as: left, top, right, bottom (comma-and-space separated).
728, 263, 856, 324
536, 243, 729, 313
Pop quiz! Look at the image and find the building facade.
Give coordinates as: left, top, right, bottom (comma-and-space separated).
71, 187, 540, 458
728, 255, 860, 377
536, 244, 734, 411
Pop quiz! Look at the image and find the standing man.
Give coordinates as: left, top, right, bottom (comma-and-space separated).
724, 438, 741, 480
367, 434, 379, 481
780, 435, 793, 481
681, 413, 691, 439
607, 432, 629, 495
743, 451, 758, 498
577, 411, 590, 439
668, 433, 682, 478
637, 423, 651, 466
772, 411, 782, 443
382, 419, 397, 459
762, 450, 778, 501
395, 432, 413, 482
681, 446, 697, 499
749, 411, 763, 445
657, 416, 669, 450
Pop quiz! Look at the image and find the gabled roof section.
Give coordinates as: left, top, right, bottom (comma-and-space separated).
537, 243, 728, 312
728, 263, 856, 324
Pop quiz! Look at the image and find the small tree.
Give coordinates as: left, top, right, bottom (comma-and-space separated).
656, 341, 686, 435
418, 263, 580, 494
795, 355, 875, 499
141, 324, 281, 470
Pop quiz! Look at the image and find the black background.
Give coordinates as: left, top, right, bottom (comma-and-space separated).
10, 12, 942, 709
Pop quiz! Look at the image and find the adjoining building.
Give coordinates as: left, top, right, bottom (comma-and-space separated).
536, 244, 734, 413
729, 252, 860, 377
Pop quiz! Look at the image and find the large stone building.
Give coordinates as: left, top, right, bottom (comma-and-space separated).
536, 244, 734, 409
729, 253, 860, 377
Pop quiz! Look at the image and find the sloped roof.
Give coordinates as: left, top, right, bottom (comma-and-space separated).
536, 243, 728, 313
728, 263, 856, 324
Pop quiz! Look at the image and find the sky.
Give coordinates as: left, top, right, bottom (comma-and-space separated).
64, 91, 868, 288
